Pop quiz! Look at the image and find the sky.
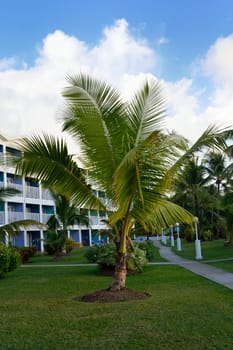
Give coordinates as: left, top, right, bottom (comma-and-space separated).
1, 0, 233, 153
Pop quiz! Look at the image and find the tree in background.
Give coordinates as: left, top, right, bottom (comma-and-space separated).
44, 191, 89, 256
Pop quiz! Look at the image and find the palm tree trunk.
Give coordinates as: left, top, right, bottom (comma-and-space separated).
110, 251, 127, 291
110, 229, 128, 292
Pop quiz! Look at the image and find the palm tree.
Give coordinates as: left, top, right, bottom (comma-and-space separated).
43, 191, 89, 255
14, 73, 230, 291
204, 151, 232, 194
0, 186, 45, 244
221, 190, 233, 245
203, 151, 233, 238
172, 157, 208, 218
47, 191, 89, 232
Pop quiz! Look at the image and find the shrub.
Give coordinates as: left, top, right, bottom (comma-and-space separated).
43, 230, 66, 256
137, 240, 158, 261
84, 244, 100, 263
85, 243, 148, 272
17, 246, 37, 263
0, 245, 21, 277
8, 249, 21, 272
201, 229, 213, 241
127, 245, 148, 272
97, 244, 116, 268
65, 238, 79, 253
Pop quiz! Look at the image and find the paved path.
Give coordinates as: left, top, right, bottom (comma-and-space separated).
152, 240, 233, 291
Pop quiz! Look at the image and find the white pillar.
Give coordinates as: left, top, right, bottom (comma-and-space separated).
176, 222, 182, 251
78, 230, 82, 245
89, 228, 92, 246
40, 230, 44, 252
170, 225, 175, 247
24, 230, 28, 247
161, 229, 164, 243
163, 229, 167, 244
194, 217, 202, 259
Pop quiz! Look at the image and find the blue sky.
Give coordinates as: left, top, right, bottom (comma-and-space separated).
1, 0, 233, 151
1, 0, 233, 79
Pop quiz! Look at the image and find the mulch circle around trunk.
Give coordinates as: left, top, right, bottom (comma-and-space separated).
76, 288, 151, 303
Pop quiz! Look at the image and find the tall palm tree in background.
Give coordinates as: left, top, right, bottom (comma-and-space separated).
204, 151, 233, 238
14, 73, 231, 291
204, 151, 233, 194
172, 157, 208, 218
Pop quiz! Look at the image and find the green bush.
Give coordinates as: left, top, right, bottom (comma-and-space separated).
85, 243, 148, 272
65, 238, 79, 253
127, 245, 148, 272
8, 249, 21, 271
43, 231, 66, 256
84, 244, 101, 263
17, 246, 37, 263
97, 244, 116, 268
137, 240, 157, 261
0, 245, 21, 277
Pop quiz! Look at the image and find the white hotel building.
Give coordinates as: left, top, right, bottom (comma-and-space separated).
0, 133, 108, 251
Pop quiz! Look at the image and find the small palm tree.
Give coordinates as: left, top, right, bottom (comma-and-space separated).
14, 73, 231, 291
43, 191, 89, 256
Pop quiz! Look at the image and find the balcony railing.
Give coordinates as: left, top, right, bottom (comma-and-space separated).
8, 212, 24, 223
0, 211, 5, 225
25, 212, 40, 222
25, 186, 40, 199
42, 213, 53, 224
90, 216, 99, 225
6, 182, 23, 196
41, 189, 53, 200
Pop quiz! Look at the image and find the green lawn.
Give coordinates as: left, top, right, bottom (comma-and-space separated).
28, 246, 91, 265
27, 242, 165, 265
172, 239, 233, 261
208, 261, 233, 273
0, 265, 233, 350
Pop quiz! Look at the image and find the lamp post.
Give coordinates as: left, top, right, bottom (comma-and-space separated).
170, 225, 175, 247
176, 222, 182, 251
194, 217, 202, 259
163, 228, 167, 244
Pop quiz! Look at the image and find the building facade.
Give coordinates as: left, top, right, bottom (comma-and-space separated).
0, 134, 108, 251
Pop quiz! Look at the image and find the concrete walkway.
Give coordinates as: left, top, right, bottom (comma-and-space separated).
153, 240, 233, 291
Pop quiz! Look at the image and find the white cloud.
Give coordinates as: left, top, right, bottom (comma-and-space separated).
202, 34, 233, 85
0, 19, 157, 153
0, 57, 16, 70
157, 36, 170, 46
1, 20, 233, 153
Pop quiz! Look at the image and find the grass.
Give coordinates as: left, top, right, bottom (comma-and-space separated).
171, 239, 233, 261
28, 246, 91, 265
208, 261, 233, 273
0, 265, 233, 349
27, 242, 165, 265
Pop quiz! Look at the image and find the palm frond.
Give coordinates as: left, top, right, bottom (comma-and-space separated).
61, 73, 128, 189
127, 78, 166, 149
0, 187, 21, 202
14, 134, 103, 210
0, 220, 46, 244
